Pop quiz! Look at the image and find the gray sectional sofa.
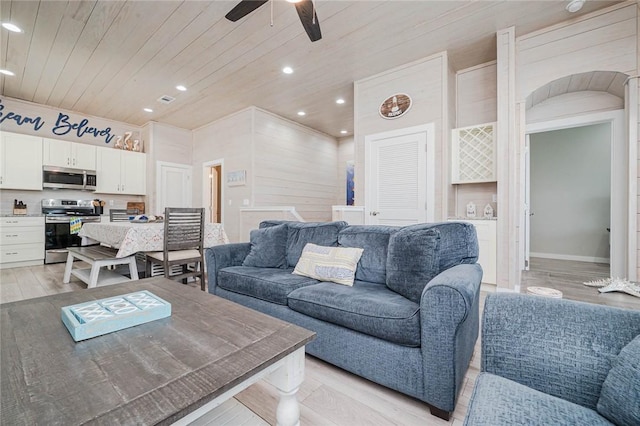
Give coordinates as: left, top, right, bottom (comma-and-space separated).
464, 293, 640, 426
206, 220, 482, 419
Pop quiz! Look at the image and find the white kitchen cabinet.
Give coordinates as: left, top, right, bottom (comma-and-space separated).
96, 147, 146, 195
449, 219, 497, 284
0, 131, 43, 190
451, 122, 497, 184
43, 138, 96, 170
0, 216, 45, 268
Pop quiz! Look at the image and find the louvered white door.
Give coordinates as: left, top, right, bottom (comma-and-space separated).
365, 124, 434, 226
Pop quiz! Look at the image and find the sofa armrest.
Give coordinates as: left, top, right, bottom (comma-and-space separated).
205, 243, 251, 294
421, 263, 482, 413
482, 293, 640, 409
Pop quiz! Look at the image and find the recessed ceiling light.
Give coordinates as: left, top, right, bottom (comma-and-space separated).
143, 108, 153, 113
176, 85, 187, 91
282, 66, 293, 74
336, 98, 345, 104
565, 0, 585, 13
2, 23, 22, 33
340, 130, 348, 134
297, 111, 306, 116
0, 69, 15, 76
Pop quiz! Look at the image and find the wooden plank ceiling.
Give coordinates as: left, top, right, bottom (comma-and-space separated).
0, 0, 620, 138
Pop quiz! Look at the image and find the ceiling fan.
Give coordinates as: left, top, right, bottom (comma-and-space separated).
225, 0, 322, 42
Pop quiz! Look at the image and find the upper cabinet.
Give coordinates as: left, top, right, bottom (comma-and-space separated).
96, 147, 146, 195
43, 138, 96, 170
451, 122, 497, 184
0, 131, 43, 190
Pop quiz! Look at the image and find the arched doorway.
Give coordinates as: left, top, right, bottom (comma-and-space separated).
520, 71, 634, 283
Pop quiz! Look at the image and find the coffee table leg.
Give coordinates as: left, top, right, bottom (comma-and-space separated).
266, 347, 305, 426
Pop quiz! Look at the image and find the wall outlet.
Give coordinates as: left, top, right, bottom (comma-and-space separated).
492, 194, 497, 203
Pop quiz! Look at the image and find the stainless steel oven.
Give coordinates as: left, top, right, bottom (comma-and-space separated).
42, 199, 101, 264
43, 166, 97, 191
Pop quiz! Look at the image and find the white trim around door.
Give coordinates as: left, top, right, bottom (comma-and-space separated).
524, 110, 629, 279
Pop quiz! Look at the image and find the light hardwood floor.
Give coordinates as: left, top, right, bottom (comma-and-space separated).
521, 257, 640, 311
1, 259, 637, 425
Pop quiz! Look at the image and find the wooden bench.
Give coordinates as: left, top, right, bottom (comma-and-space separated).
63, 246, 139, 288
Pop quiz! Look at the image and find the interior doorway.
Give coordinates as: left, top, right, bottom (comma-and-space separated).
524, 110, 625, 279
203, 160, 223, 224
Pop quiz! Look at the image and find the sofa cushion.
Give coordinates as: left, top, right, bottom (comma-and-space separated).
242, 223, 288, 268
287, 280, 420, 347
338, 225, 398, 284
386, 222, 478, 303
285, 221, 347, 267
218, 266, 319, 305
464, 373, 613, 426
293, 243, 364, 286
597, 335, 640, 426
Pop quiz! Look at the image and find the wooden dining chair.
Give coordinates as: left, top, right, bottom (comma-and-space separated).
145, 207, 206, 290
109, 208, 139, 222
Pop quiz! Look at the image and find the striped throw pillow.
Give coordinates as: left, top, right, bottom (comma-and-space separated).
292, 243, 364, 286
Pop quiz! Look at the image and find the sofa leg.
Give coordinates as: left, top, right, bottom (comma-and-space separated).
428, 405, 451, 421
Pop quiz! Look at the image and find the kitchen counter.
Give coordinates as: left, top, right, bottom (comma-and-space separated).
0, 213, 44, 217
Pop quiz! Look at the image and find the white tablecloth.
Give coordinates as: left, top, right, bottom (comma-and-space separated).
78, 222, 229, 258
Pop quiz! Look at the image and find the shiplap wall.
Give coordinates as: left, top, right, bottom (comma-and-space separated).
516, 3, 637, 100
514, 1, 638, 280
192, 109, 253, 243
354, 52, 450, 220
252, 108, 338, 224
454, 62, 498, 218
145, 122, 192, 214
192, 107, 337, 242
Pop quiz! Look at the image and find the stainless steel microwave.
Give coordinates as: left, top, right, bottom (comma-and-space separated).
42, 166, 97, 191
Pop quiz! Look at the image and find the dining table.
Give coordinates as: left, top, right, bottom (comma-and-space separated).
78, 221, 230, 258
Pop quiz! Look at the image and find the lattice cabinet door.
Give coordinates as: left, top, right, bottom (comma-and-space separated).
451, 122, 497, 184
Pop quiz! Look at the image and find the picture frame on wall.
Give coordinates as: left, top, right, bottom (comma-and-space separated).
346, 161, 354, 205
227, 170, 247, 187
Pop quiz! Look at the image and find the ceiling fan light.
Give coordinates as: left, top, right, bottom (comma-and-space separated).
565, 0, 585, 13
0, 69, 15, 76
286, 0, 303, 3
282, 66, 293, 74
336, 98, 345, 104
297, 111, 306, 116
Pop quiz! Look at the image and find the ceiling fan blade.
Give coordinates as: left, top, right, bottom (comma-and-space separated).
294, 0, 322, 42
225, 0, 269, 22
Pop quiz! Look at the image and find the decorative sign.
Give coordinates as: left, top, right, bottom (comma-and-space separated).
0, 97, 140, 146
227, 170, 247, 187
379, 93, 412, 119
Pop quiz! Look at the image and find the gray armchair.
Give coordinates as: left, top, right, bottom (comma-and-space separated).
464, 293, 640, 425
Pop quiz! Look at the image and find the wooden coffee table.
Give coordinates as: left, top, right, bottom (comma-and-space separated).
1, 277, 315, 425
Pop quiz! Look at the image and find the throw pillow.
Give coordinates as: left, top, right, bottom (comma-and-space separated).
596, 335, 640, 426
292, 243, 364, 286
242, 223, 288, 268
385, 227, 440, 303
285, 221, 347, 267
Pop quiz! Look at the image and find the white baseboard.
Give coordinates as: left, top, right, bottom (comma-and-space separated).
530, 252, 610, 264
